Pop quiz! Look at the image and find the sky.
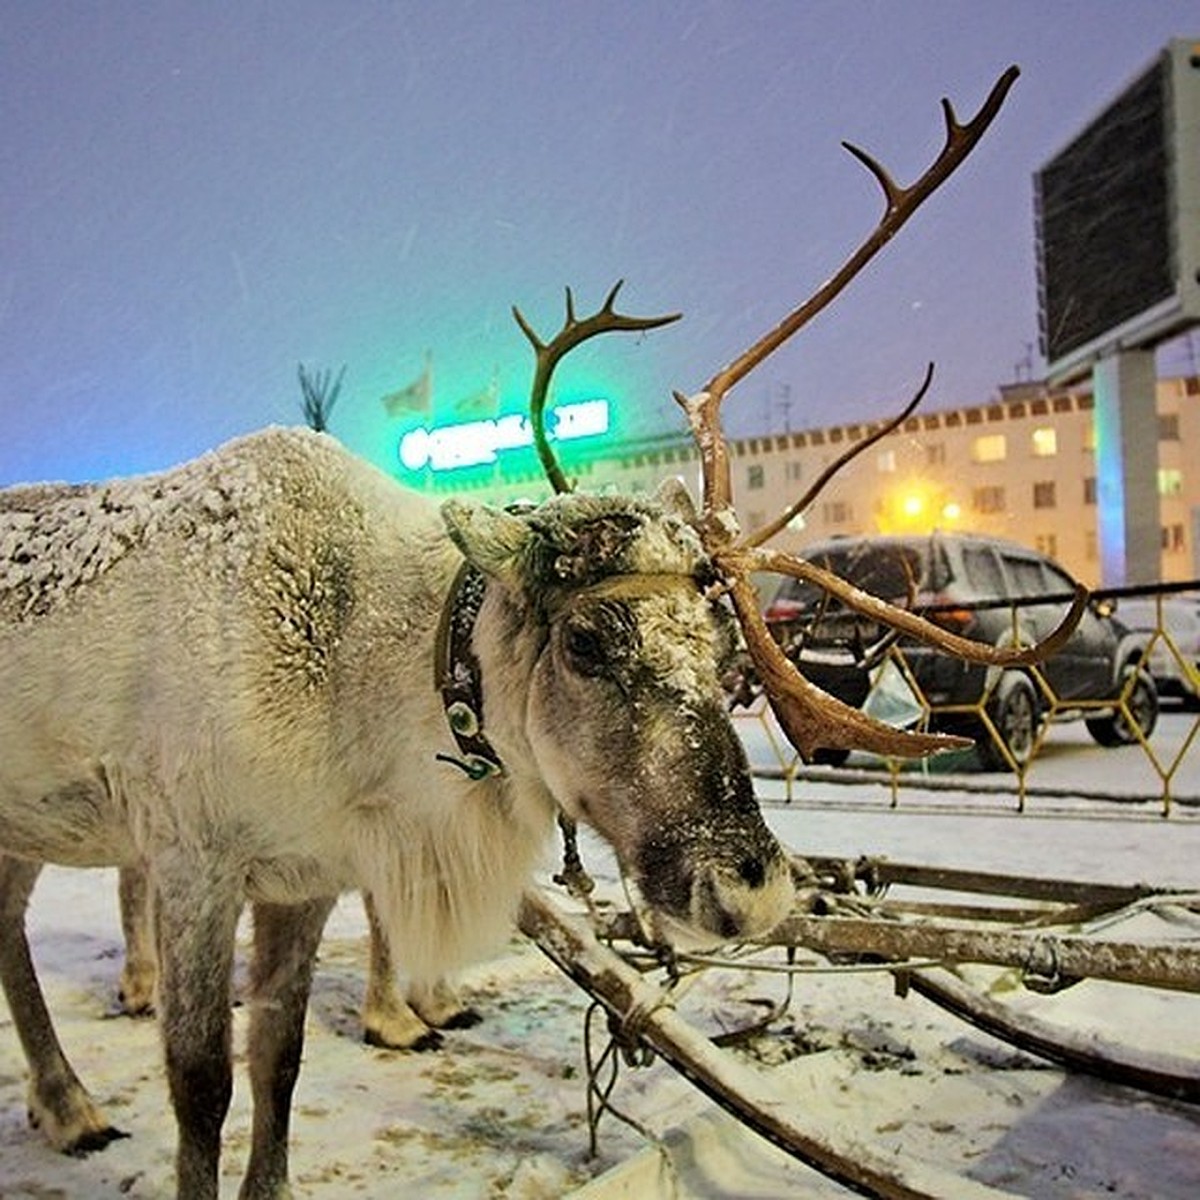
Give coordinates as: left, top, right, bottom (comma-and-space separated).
2, 1, 1198, 485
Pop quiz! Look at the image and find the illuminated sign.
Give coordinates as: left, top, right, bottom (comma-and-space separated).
398, 399, 610, 473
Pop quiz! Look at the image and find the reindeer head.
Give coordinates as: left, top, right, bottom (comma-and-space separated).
440, 66, 1085, 947
443, 485, 793, 944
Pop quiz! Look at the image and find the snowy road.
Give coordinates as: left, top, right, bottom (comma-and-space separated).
740, 706, 1200, 815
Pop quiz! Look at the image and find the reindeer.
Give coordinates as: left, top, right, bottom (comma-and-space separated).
0, 66, 1081, 1200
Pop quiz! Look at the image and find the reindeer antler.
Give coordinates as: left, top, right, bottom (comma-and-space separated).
513, 281, 681, 494
670, 65, 1087, 761
517, 68, 1087, 764
678, 65, 1021, 538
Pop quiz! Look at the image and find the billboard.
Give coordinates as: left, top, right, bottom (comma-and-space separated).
1034, 38, 1200, 380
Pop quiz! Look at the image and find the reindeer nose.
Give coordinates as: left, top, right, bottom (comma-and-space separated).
737, 856, 766, 888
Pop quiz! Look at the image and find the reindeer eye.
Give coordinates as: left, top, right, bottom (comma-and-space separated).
562, 622, 607, 675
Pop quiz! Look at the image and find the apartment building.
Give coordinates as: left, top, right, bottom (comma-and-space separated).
410, 375, 1200, 588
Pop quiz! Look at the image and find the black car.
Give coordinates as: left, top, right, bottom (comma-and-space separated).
763, 532, 1157, 770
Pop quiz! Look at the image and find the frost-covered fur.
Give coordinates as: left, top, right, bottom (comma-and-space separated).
0, 427, 792, 1200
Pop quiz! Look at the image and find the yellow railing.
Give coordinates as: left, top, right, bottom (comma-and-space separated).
735, 582, 1200, 817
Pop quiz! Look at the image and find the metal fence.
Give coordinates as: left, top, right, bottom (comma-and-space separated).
735, 580, 1200, 817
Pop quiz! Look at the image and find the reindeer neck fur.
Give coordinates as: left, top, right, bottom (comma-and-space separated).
0, 428, 556, 981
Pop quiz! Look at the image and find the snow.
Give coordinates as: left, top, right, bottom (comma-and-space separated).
3, 715, 1200, 1198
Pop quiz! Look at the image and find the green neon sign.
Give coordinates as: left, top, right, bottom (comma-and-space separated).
398, 399, 610, 473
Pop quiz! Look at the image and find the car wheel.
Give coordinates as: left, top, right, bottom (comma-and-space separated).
978, 672, 1039, 772
1086, 666, 1158, 747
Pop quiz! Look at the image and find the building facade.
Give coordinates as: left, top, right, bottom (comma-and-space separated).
408, 375, 1200, 588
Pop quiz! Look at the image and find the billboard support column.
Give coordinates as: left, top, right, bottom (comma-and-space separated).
1093, 349, 1160, 587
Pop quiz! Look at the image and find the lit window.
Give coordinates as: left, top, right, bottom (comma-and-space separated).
971, 434, 1007, 463
1158, 468, 1182, 497
1031, 427, 1057, 456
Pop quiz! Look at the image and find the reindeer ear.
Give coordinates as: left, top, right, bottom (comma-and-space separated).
654, 477, 698, 523
441, 500, 530, 582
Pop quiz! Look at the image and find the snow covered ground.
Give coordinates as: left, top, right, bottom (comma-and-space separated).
2, 714, 1200, 1198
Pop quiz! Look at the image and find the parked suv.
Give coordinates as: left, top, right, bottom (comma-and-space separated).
1115, 593, 1200, 708
764, 532, 1156, 770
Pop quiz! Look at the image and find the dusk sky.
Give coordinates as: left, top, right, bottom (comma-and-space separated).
3, 2, 1198, 485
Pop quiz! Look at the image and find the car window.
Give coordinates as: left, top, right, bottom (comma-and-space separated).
960, 545, 1006, 601
776, 544, 921, 610
1003, 554, 1048, 601
925, 543, 953, 591
822, 544, 927, 603
1040, 560, 1078, 600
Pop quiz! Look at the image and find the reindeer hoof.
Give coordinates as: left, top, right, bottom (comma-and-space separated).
116, 989, 155, 1018
409, 1029, 445, 1053
438, 1007, 483, 1031
363, 1027, 444, 1053
66, 1125, 131, 1157
28, 1091, 130, 1156
117, 965, 157, 1017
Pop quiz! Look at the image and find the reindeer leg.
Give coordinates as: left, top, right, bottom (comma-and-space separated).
116, 863, 156, 1015
153, 858, 243, 1200
360, 890, 442, 1051
0, 854, 126, 1153
240, 896, 335, 1200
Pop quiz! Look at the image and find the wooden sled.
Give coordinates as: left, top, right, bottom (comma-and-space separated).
519, 854, 1200, 1199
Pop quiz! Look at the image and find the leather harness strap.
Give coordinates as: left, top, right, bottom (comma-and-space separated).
433, 562, 505, 780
